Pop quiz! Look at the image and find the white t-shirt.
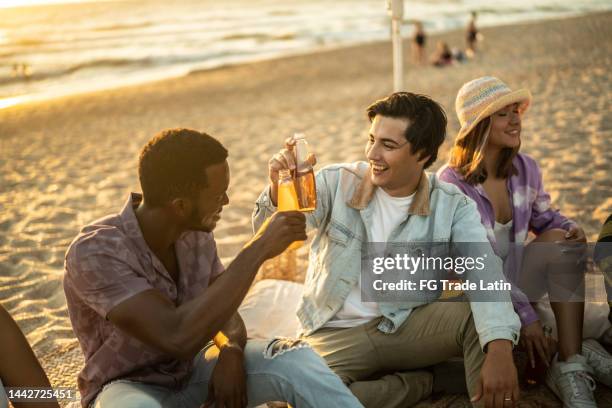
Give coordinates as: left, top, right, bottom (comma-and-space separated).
494, 220, 513, 260
324, 188, 414, 328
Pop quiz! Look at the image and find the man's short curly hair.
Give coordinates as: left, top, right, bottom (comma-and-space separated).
138, 128, 228, 207
366, 92, 447, 169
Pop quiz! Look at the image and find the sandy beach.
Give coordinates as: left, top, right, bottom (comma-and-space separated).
1, 11, 611, 405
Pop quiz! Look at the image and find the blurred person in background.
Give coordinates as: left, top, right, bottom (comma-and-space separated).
412, 21, 427, 65
466, 11, 479, 57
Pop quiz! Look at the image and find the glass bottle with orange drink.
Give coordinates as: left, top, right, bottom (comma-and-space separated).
277, 168, 303, 250
293, 133, 317, 211
277, 133, 317, 250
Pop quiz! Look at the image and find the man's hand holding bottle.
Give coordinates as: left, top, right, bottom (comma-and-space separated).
251, 211, 307, 259
268, 135, 316, 207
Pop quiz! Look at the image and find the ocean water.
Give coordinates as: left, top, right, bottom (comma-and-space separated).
1, 0, 610, 108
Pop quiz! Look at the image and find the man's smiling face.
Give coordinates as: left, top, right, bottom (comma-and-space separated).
365, 115, 428, 197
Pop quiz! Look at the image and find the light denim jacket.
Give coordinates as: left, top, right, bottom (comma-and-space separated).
253, 161, 520, 350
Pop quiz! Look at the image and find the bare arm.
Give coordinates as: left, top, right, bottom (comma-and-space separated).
107, 210, 306, 360
205, 313, 249, 408
472, 340, 519, 407
213, 312, 247, 352
0, 306, 60, 408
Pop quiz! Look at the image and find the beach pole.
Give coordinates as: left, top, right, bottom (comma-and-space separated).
387, 0, 404, 92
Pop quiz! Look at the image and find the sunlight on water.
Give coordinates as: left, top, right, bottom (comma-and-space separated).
0, 0, 609, 109
0, 0, 102, 9
0, 95, 29, 109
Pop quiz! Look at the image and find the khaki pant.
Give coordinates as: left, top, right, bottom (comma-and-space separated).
304, 302, 485, 408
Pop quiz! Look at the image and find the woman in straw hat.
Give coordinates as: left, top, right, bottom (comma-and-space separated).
438, 76, 611, 407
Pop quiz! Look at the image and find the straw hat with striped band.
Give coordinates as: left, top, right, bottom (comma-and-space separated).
455, 76, 532, 143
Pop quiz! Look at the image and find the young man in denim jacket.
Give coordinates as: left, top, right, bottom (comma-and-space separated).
253, 93, 522, 408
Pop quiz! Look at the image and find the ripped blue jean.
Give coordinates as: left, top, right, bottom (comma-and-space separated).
92, 338, 363, 408
0, 379, 7, 408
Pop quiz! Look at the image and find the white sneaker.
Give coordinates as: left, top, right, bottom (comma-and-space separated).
582, 338, 612, 388
545, 354, 597, 408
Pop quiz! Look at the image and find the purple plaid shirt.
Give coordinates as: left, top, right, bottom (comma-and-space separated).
64, 193, 224, 407
438, 153, 575, 326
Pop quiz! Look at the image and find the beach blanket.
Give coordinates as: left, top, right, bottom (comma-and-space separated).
239, 279, 303, 339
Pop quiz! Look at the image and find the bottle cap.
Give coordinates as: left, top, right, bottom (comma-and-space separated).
293, 132, 305, 140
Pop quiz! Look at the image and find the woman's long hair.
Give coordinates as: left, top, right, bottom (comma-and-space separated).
449, 116, 518, 185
